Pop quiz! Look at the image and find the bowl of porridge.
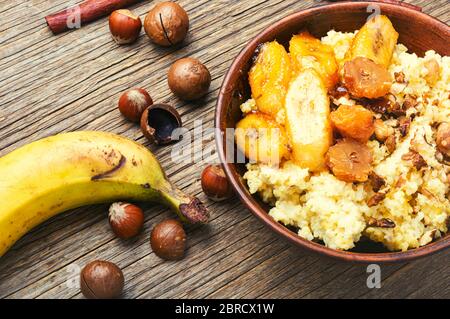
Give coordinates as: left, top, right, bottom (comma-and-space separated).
216, 1, 450, 262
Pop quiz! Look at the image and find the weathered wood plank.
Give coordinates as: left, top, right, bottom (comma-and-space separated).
256, 250, 449, 299
0, 0, 448, 299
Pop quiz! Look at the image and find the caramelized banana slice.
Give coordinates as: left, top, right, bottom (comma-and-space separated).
235, 112, 289, 165
330, 104, 375, 143
285, 69, 333, 172
346, 15, 399, 68
343, 57, 392, 99
249, 41, 291, 118
289, 31, 339, 89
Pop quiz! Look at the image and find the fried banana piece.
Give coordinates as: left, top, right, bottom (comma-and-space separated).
289, 31, 339, 89
249, 41, 291, 118
235, 112, 290, 165
346, 15, 399, 68
285, 69, 333, 172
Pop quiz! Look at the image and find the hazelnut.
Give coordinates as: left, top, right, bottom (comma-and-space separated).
367, 192, 386, 207
367, 217, 396, 228
398, 117, 411, 137
80, 260, 124, 299
144, 2, 189, 46
140, 103, 182, 145
374, 119, 394, 142
108, 202, 144, 239
201, 165, 233, 201
109, 9, 142, 44
150, 219, 186, 260
403, 94, 418, 110
436, 122, 450, 157
385, 135, 397, 153
402, 150, 427, 170
369, 172, 386, 193
168, 57, 211, 101
394, 71, 406, 83
424, 58, 441, 86
118, 88, 153, 122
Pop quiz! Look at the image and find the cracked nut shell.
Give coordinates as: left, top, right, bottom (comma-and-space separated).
140, 103, 182, 145
150, 219, 186, 260
80, 260, 124, 299
144, 2, 189, 46
168, 57, 211, 101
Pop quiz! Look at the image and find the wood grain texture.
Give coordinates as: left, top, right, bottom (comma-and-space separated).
0, 0, 448, 299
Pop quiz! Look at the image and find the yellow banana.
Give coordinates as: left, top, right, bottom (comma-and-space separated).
0, 131, 209, 257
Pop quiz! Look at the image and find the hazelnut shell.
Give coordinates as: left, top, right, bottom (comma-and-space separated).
80, 260, 124, 299
108, 202, 144, 239
118, 88, 153, 122
201, 165, 233, 201
144, 2, 189, 46
109, 10, 142, 45
168, 57, 211, 101
150, 219, 186, 260
140, 103, 182, 145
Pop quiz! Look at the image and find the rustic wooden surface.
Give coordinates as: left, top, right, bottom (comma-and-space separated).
0, 0, 448, 299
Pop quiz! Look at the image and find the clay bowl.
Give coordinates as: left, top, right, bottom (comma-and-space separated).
216, 1, 450, 263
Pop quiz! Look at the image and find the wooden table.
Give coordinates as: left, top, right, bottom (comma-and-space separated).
0, 0, 448, 299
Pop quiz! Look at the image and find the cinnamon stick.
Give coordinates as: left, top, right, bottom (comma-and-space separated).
45, 0, 145, 35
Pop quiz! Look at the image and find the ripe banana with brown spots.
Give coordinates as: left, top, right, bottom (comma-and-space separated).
0, 131, 209, 257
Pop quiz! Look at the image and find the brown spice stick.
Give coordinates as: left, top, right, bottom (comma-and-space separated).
45, 0, 144, 35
